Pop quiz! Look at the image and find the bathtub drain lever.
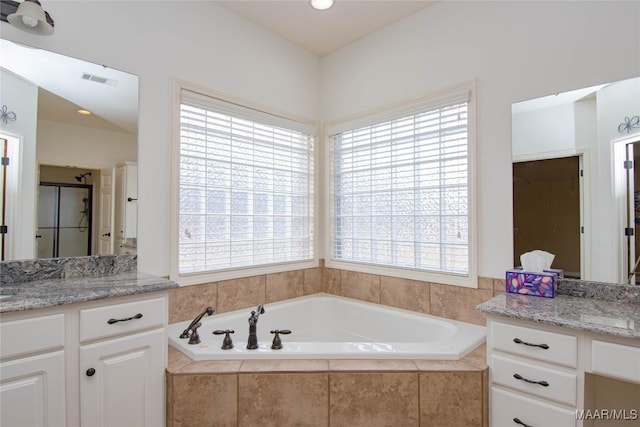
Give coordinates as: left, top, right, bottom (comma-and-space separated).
270, 329, 292, 350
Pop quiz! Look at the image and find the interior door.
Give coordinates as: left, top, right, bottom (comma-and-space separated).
99, 167, 114, 255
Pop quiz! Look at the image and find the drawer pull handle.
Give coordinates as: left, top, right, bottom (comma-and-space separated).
513, 373, 549, 387
513, 418, 533, 427
86, 368, 96, 377
107, 313, 143, 324
513, 337, 549, 349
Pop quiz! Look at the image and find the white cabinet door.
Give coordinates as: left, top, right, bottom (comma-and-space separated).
80, 329, 164, 427
0, 351, 66, 427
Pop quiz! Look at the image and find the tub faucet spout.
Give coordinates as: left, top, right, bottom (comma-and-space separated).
246, 304, 265, 350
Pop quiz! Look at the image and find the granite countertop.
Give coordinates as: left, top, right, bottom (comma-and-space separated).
0, 255, 178, 313
477, 292, 640, 340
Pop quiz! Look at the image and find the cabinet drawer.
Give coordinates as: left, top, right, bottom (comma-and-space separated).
491, 321, 577, 367
0, 314, 64, 359
591, 340, 640, 383
491, 354, 577, 406
80, 297, 165, 342
492, 386, 576, 427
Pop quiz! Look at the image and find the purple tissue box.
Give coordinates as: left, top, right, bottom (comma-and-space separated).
505, 268, 563, 298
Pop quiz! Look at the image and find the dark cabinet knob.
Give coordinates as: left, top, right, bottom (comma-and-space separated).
86, 368, 96, 377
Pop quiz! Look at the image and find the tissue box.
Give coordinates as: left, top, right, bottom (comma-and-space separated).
505, 268, 563, 298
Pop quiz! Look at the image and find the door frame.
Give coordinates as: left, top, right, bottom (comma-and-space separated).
513, 147, 589, 279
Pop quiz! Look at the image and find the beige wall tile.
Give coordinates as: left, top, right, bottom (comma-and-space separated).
238, 373, 329, 427
419, 372, 484, 427
265, 270, 304, 303
322, 267, 342, 295
430, 284, 493, 325
380, 276, 430, 314
217, 275, 266, 313
330, 372, 419, 427
171, 374, 237, 427
477, 276, 494, 290
340, 270, 380, 303
168, 282, 217, 323
303, 267, 322, 295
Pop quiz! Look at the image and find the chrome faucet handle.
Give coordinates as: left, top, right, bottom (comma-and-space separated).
213, 329, 235, 350
270, 329, 292, 350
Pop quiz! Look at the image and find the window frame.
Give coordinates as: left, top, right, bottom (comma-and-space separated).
170, 79, 319, 286
324, 81, 478, 288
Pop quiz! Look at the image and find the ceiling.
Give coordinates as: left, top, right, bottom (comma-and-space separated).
1, 1, 436, 131
214, 0, 438, 56
1, 39, 138, 134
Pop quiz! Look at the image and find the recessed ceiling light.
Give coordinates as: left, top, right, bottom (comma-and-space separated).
310, 0, 334, 11
77, 109, 91, 115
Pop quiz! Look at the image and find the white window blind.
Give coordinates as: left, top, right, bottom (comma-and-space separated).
179, 89, 314, 275
329, 89, 470, 275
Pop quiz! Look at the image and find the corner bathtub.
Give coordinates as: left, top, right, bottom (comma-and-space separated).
167, 293, 485, 360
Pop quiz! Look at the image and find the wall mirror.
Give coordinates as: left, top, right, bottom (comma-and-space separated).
0, 39, 138, 261
512, 76, 640, 285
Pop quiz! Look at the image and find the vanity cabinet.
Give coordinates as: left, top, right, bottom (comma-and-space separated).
488, 318, 579, 427
487, 316, 640, 427
79, 297, 165, 426
0, 292, 168, 427
0, 314, 66, 426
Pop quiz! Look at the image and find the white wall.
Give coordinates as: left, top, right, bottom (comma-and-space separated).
594, 78, 640, 282
3, 1, 638, 281
1, 1, 320, 276
0, 69, 38, 259
512, 104, 576, 160
320, 1, 640, 279
37, 119, 137, 169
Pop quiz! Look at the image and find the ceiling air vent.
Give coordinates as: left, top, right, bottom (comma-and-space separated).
81, 73, 118, 86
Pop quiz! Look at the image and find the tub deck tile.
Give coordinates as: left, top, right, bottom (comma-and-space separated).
167, 346, 194, 374
414, 344, 487, 372
239, 359, 329, 372
176, 359, 243, 374
328, 359, 418, 372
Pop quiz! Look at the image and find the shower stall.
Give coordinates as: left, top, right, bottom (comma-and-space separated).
37, 182, 93, 258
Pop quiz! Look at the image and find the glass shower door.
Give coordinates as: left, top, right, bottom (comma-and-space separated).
37, 183, 92, 258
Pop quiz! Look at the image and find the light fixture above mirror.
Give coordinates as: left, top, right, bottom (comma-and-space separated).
3, 0, 54, 35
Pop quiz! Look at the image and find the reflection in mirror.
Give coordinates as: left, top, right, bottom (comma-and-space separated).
0, 40, 138, 260
512, 77, 640, 284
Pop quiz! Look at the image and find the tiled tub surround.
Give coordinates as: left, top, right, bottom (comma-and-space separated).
167, 263, 498, 426
169, 261, 501, 325
166, 344, 488, 427
0, 255, 178, 312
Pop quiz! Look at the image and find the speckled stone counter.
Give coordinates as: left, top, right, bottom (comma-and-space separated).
477, 280, 640, 340
0, 255, 177, 313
